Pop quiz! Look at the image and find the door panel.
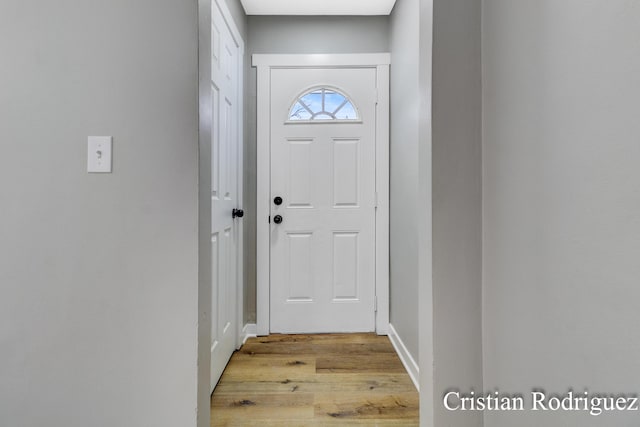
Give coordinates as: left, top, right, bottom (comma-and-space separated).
287, 232, 314, 300
269, 68, 377, 333
332, 139, 360, 207
332, 231, 359, 300
210, 2, 241, 392
287, 139, 313, 207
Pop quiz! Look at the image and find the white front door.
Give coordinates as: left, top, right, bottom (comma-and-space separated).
210, 0, 243, 391
269, 67, 378, 333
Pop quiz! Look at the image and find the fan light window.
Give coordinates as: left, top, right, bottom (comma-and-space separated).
288, 87, 359, 122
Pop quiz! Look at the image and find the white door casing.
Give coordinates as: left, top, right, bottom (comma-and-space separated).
254, 54, 390, 335
210, 0, 244, 392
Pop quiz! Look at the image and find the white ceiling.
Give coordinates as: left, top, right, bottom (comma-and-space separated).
240, 0, 397, 16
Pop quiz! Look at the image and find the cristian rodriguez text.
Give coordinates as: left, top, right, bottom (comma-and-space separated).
443, 389, 639, 416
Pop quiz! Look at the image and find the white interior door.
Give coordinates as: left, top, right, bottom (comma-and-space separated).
269, 68, 378, 333
210, 1, 242, 391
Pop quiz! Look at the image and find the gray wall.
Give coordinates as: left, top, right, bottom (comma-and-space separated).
389, 0, 420, 362
483, 1, 640, 426
432, 0, 483, 425
244, 16, 390, 323
198, 2, 212, 425
417, 1, 435, 425
0, 1, 200, 427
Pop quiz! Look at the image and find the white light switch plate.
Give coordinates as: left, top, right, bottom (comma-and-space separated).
87, 136, 112, 173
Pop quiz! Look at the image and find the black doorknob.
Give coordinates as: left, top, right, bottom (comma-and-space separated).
274, 196, 283, 206
273, 215, 283, 224
232, 208, 244, 219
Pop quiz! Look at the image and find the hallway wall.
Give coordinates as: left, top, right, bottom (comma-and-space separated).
432, 0, 483, 425
244, 16, 390, 324
483, 1, 640, 426
389, 0, 420, 364
0, 1, 200, 426
417, 1, 435, 424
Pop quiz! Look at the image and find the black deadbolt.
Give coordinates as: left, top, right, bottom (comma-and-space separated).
232, 208, 244, 219
274, 196, 283, 206
273, 215, 283, 224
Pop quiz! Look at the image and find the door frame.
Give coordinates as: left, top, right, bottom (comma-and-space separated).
253, 53, 390, 336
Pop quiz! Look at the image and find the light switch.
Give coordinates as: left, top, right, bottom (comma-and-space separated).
87, 136, 112, 173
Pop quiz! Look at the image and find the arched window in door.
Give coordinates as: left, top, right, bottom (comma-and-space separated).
287, 87, 360, 122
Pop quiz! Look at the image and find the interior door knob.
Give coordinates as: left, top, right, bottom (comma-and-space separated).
274, 196, 283, 206
273, 215, 283, 224
232, 208, 244, 219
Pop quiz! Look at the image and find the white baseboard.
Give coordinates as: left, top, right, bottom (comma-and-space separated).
241, 323, 257, 346
388, 324, 419, 391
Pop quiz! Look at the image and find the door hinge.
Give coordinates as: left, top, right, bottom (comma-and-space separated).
374, 296, 378, 312
374, 192, 379, 209
268, 215, 270, 223
374, 89, 379, 105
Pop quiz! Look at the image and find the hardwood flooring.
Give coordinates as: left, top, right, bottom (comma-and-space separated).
211, 333, 419, 426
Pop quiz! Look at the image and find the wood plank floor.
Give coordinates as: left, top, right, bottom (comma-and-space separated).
211, 333, 419, 426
